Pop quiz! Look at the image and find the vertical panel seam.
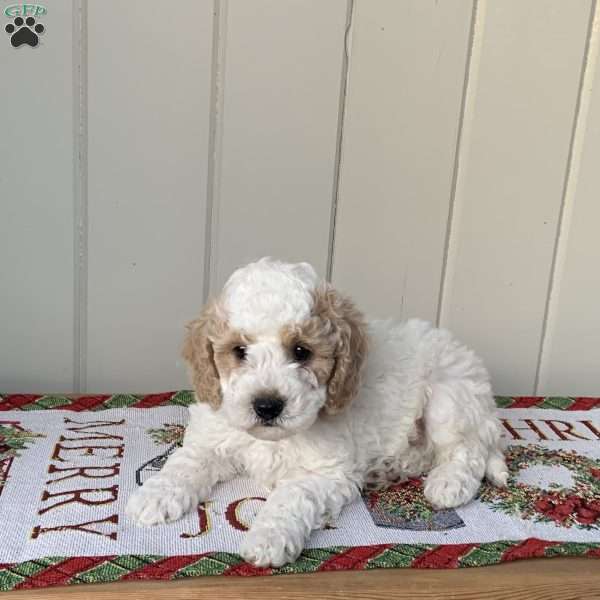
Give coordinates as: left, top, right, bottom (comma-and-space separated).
436, 0, 481, 328
73, 0, 88, 393
326, 0, 355, 282
203, 0, 228, 302
534, 0, 599, 394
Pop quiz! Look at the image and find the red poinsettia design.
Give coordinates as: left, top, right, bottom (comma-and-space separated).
575, 500, 600, 525
534, 492, 600, 526
534, 493, 578, 524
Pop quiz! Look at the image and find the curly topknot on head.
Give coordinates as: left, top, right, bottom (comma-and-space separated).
222, 258, 319, 334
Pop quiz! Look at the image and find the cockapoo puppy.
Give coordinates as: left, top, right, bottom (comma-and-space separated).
127, 258, 508, 567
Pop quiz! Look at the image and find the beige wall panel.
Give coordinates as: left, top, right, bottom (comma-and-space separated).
210, 0, 348, 292
440, 0, 592, 394
538, 17, 600, 395
1, 0, 598, 396
332, 0, 473, 322
87, 0, 213, 392
0, 0, 75, 392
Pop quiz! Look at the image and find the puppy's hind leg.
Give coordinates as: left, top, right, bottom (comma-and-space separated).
423, 381, 507, 510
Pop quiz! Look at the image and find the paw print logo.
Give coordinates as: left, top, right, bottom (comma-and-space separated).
5, 16, 45, 48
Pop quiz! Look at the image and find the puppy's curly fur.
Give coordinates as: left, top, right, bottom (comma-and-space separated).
127, 258, 508, 567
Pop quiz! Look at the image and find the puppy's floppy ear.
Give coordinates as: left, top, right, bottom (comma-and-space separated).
182, 302, 223, 409
314, 284, 368, 415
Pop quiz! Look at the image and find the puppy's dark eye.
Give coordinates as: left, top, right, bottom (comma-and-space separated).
233, 345, 247, 360
292, 345, 312, 363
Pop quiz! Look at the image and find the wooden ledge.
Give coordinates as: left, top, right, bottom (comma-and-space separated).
12, 557, 600, 600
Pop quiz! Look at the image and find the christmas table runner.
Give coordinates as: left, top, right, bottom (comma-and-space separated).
0, 392, 599, 591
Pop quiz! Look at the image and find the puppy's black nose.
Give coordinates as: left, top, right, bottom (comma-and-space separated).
253, 396, 284, 421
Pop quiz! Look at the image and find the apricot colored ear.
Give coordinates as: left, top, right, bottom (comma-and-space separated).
314, 285, 368, 414
182, 303, 222, 409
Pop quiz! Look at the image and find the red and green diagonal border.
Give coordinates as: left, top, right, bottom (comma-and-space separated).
0, 391, 195, 412
1, 391, 599, 412
0, 393, 599, 590
1, 539, 599, 591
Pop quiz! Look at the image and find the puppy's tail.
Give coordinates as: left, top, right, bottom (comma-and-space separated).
485, 451, 509, 488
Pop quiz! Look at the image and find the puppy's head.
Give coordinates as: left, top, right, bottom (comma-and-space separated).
182, 258, 367, 441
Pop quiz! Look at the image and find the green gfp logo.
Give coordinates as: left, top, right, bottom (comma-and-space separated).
4, 4, 46, 18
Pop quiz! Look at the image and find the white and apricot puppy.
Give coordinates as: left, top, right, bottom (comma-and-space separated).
127, 258, 507, 567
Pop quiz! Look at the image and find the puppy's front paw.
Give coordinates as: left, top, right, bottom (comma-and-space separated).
126, 477, 200, 526
239, 526, 303, 568
424, 465, 480, 510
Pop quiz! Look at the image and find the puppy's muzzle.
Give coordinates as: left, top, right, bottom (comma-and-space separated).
252, 395, 284, 424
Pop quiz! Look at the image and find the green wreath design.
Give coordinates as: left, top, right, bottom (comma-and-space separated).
479, 445, 600, 530
0, 424, 44, 461
147, 423, 185, 446
367, 478, 435, 522
0, 424, 45, 489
